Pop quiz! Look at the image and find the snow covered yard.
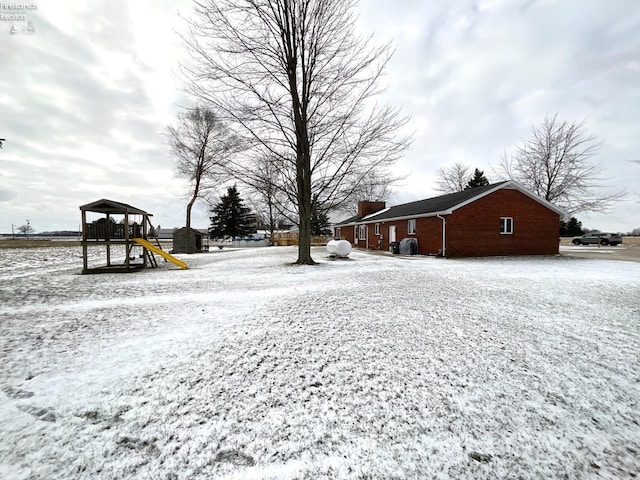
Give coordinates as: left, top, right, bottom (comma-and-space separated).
1, 246, 639, 479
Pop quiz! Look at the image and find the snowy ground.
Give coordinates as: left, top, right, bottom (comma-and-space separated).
1, 246, 639, 479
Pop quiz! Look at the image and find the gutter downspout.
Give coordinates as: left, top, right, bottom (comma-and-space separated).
436, 214, 446, 257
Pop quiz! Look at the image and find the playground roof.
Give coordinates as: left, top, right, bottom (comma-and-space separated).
79, 199, 150, 216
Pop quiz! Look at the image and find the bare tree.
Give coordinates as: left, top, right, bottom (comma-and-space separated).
17, 223, 34, 236
245, 157, 290, 243
337, 169, 401, 215
494, 114, 624, 216
181, 0, 411, 264
166, 107, 238, 252
435, 162, 472, 194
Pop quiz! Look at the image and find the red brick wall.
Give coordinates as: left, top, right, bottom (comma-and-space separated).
446, 189, 559, 257
334, 225, 354, 243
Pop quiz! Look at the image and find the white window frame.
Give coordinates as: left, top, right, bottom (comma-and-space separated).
354, 225, 358, 241
335, 227, 341, 238
408, 219, 416, 235
500, 217, 514, 235
374, 223, 380, 235
358, 225, 366, 241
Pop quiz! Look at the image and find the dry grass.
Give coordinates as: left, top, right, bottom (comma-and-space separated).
0, 239, 82, 249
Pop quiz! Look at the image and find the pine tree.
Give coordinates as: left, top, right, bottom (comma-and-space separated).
559, 219, 568, 236
566, 217, 584, 236
465, 168, 490, 189
559, 217, 584, 236
209, 186, 256, 239
310, 209, 331, 236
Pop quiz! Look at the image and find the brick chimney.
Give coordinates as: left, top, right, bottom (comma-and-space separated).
358, 201, 386, 218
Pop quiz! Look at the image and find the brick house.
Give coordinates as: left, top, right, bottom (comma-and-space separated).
333, 181, 564, 258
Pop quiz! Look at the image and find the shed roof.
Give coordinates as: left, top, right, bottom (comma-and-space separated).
80, 199, 150, 215
335, 181, 564, 226
173, 227, 205, 235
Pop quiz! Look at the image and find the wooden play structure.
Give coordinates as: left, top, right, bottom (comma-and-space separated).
80, 199, 187, 274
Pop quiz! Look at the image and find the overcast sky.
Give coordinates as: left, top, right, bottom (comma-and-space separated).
1, 0, 639, 234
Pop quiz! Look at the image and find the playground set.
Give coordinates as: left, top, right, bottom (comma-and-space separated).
80, 199, 187, 274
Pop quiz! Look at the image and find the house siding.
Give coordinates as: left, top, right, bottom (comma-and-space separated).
445, 189, 560, 257
338, 226, 355, 244
335, 187, 560, 257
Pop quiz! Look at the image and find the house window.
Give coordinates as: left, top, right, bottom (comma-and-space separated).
335, 227, 341, 238
500, 217, 513, 235
354, 226, 358, 241
374, 223, 380, 235
358, 225, 366, 241
408, 219, 416, 235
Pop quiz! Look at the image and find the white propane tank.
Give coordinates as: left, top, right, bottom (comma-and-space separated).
327, 239, 352, 257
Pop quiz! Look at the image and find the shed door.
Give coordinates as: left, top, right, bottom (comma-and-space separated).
389, 225, 396, 243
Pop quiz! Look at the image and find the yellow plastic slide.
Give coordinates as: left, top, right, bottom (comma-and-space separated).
132, 238, 188, 270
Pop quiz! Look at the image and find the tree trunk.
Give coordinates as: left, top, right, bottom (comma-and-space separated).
297, 192, 313, 263
185, 189, 198, 254
296, 143, 315, 264
185, 165, 203, 254
268, 201, 276, 246
293, 112, 314, 263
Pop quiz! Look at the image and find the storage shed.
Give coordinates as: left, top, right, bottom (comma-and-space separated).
172, 227, 208, 253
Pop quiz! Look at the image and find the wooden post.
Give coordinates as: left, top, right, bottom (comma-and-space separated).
124, 211, 130, 270
142, 214, 148, 267
106, 214, 111, 267
81, 209, 88, 273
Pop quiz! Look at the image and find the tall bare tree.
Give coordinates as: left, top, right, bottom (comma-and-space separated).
181, 0, 411, 264
495, 114, 624, 215
435, 162, 472, 194
167, 107, 238, 253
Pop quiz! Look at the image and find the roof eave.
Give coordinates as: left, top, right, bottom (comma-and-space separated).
337, 210, 454, 226
79, 199, 149, 215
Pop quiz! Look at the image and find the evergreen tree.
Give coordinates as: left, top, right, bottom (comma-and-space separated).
310, 209, 331, 236
209, 186, 256, 239
559, 217, 584, 236
559, 218, 568, 236
465, 168, 490, 189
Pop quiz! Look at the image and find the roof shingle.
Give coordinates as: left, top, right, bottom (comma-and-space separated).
335, 182, 508, 225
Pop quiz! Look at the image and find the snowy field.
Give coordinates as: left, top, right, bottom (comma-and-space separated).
1, 246, 639, 479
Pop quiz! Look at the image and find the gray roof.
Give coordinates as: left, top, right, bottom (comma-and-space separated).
173, 227, 207, 235
80, 199, 150, 215
335, 181, 564, 226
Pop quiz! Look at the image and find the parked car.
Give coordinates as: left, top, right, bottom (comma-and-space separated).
571, 233, 622, 246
